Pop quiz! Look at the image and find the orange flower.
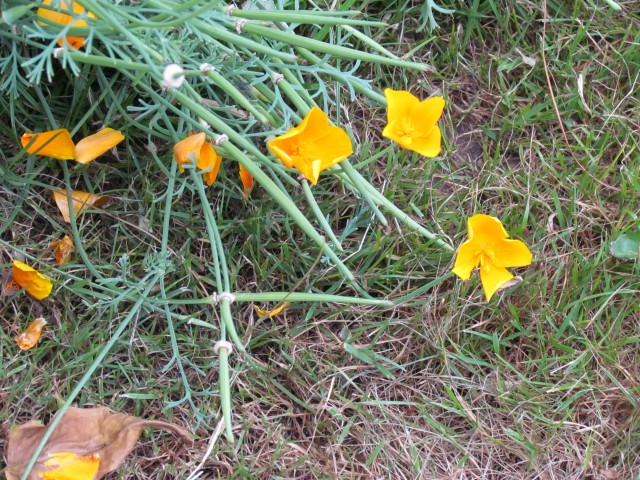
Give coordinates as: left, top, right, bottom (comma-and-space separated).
40, 452, 100, 480
173, 133, 222, 186
51, 235, 75, 265
12, 260, 53, 300
37, 0, 97, 49
452, 214, 533, 301
382, 88, 445, 157
52, 190, 109, 223
21, 128, 124, 164
21, 129, 75, 160
15, 317, 47, 351
239, 163, 253, 198
267, 107, 353, 185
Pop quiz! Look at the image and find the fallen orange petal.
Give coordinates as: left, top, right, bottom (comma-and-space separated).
254, 302, 291, 318
15, 317, 47, 351
74, 128, 125, 164
39, 451, 100, 480
52, 189, 109, 223
239, 163, 253, 198
51, 235, 75, 265
20, 129, 75, 160
12, 260, 53, 300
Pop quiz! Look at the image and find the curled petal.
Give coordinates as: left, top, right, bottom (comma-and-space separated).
74, 128, 125, 164
51, 235, 75, 265
21, 129, 75, 160
198, 141, 222, 186
410, 97, 446, 135
239, 163, 253, 197
254, 302, 290, 318
40, 452, 100, 480
52, 189, 109, 223
174, 133, 206, 172
12, 260, 53, 300
15, 317, 47, 351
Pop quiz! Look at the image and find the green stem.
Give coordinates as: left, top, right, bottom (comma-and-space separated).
229, 9, 386, 26
338, 159, 388, 226
302, 180, 343, 252
234, 292, 393, 306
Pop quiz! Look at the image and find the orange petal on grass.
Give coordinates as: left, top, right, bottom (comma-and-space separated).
14, 317, 47, 351
3, 279, 21, 296
51, 235, 75, 265
52, 189, 109, 223
20, 129, 75, 160
74, 128, 125, 164
39, 452, 100, 480
12, 260, 53, 300
254, 302, 291, 318
239, 163, 253, 198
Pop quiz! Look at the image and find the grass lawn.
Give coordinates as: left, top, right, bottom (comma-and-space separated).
1, 0, 639, 478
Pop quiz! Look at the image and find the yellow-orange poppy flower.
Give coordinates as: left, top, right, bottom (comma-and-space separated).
174, 133, 222, 186
51, 235, 75, 265
40, 452, 100, 480
15, 317, 47, 351
37, 0, 97, 50
21, 129, 75, 160
21, 128, 124, 164
267, 107, 353, 185
452, 214, 533, 302
382, 88, 445, 157
254, 302, 291, 318
12, 260, 53, 300
74, 128, 125, 164
52, 190, 109, 223
239, 163, 253, 198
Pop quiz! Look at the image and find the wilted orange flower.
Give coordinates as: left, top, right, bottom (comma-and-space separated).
452, 214, 533, 301
12, 260, 53, 300
382, 88, 445, 157
37, 0, 97, 49
174, 133, 222, 186
21, 128, 124, 164
51, 235, 75, 265
14, 317, 47, 351
239, 163, 253, 198
40, 452, 100, 480
267, 107, 353, 185
254, 302, 291, 318
52, 190, 109, 223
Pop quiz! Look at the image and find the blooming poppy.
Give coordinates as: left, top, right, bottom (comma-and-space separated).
21, 128, 124, 164
52, 190, 109, 223
12, 260, 53, 300
14, 317, 47, 351
452, 214, 533, 301
267, 107, 353, 185
382, 88, 445, 157
173, 133, 222, 186
239, 163, 253, 198
36, 0, 97, 50
39, 452, 100, 480
51, 235, 75, 265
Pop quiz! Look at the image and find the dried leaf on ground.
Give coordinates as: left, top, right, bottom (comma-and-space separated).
5, 406, 192, 480
52, 190, 109, 223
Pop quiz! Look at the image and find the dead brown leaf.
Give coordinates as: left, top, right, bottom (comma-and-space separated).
5, 406, 192, 480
